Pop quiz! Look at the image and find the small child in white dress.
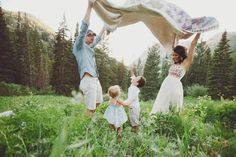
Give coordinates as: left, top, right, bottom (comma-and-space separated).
118, 71, 146, 132
103, 85, 128, 141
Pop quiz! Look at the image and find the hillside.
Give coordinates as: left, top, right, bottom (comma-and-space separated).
4, 9, 55, 35
3, 9, 55, 57
207, 32, 236, 58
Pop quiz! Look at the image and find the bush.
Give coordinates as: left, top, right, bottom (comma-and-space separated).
0, 82, 56, 96
186, 84, 208, 97
150, 113, 184, 138
0, 96, 75, 156
221, 136, 236, 157
33, 86, 56, 95
0, 82, 32, 96
1, 95, 235, 156
205, 102, 236, 131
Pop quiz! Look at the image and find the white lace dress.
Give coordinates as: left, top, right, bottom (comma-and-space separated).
150, 64, 186, 114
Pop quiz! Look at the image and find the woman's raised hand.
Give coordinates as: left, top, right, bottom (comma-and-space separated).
89, 0, 97, 6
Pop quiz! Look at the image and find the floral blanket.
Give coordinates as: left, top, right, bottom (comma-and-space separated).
93, 0, 219, 51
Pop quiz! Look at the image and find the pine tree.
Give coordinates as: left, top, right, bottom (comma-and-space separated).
95, 40, 130, 92
207, 31, 232, 99
117, 60, 129, 91
136, 58, 143, 75
30, 28, 50, 90
14, 13, 31, 86
51, 15, 79, 95
27, 27, 38, 87
65, 37, 80, 91
0, 6, 15, 83
201, 43, 211, 86
160, 57, 171, 83
31, 29, 41, 88
230, 60, 236, 98
14, 12, 23, 84
109, 58, 119, 86
95, 40, 112, 92
51, 15, 70, 95
183, 41, 211, 86
141, 44, 161, 101
37, 52, 50, 91
22, 13, 33, 87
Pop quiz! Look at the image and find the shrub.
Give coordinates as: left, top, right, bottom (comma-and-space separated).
186, 84, 208, 97
0, 82, 32, 96
0, 97, 73, 156
34, 86, 56, 95
0, 82, 55, 96
150, 113, 184, 138
1, 95, 235, 156
221, 136, 236, 157
205, 102, 236, 131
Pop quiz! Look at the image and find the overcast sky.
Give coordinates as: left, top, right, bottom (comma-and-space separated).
2, 0, 236, 65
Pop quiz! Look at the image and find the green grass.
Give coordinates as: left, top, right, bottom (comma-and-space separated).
0, 95, 235, 156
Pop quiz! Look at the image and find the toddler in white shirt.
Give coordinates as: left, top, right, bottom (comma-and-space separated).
118, 71, 146, 132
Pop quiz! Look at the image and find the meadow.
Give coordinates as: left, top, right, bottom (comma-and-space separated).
0, 95, 236, 157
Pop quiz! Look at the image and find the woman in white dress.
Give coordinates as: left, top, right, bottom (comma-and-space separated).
150, 33, 201, 114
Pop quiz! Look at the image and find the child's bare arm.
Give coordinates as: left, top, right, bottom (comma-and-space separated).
117, 99, 129, 107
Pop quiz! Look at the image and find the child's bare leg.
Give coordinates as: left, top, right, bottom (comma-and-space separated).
85, 109, 95, 117
117, 127, 122, 135
132, 125, 140, 133
117, 127, 122, 142
96, 103, 100, 108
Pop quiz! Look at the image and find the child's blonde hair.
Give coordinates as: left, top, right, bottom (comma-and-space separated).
108, 85, 121, 98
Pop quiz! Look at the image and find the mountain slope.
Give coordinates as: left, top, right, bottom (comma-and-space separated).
207, 32, 236, 58
3, 9, 55, 57
4, 9, 55, 35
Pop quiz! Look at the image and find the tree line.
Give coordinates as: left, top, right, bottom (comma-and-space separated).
139, 32, 236, 100
0, 6, 129, 96
1, 6, 235, 99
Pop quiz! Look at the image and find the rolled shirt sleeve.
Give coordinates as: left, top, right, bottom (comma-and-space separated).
73, 20, 89, 53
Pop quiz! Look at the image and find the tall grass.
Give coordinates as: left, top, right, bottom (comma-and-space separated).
0, 96, 235, 156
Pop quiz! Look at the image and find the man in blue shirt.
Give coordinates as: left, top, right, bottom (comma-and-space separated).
73, 0, 108, 116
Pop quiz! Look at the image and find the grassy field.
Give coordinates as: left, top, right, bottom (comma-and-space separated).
0, 95, 236, 157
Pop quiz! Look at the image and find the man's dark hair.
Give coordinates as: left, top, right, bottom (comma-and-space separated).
137, 76, 146, 88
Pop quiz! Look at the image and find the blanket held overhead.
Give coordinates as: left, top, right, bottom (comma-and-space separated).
92, 0, 219, 51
